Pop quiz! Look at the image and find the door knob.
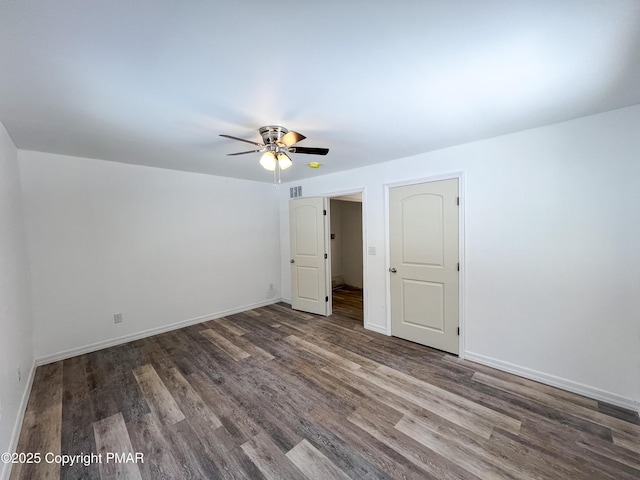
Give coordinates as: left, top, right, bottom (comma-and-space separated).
389, 267, 397, 273
290, 259, 295, 264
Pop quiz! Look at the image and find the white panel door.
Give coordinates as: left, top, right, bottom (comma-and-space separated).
290, 197, 328, 315
389, 179, 459, 354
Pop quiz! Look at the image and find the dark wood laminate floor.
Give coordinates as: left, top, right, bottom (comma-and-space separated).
11, 292, 640, 479
332, 285, 363, 323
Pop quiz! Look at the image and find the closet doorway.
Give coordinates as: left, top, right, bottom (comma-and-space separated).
329, 193, 363, 323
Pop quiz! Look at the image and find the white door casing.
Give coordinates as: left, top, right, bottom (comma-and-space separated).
290, 197, 328, 316
389, 179, 459, 354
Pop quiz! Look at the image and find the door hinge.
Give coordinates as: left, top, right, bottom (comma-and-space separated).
457, 262, 460, 271
456, 197, 459, 206
325, 296, 329, 302
323, 209, 327, 215
457, 327, 460, 336
324, 253, 328, 259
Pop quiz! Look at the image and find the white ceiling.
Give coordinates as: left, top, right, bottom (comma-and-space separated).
1, 1, 639, 183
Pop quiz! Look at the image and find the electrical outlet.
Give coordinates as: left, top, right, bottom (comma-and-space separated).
114, 313, 123, 324
17, 367, 21, 382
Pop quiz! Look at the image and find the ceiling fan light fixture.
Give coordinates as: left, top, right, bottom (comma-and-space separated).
221, 126, 329, 180
277, 152, 292, 170
259, 151, 277, 171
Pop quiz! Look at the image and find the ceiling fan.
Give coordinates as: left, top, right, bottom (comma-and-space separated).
220, 126, 329, 181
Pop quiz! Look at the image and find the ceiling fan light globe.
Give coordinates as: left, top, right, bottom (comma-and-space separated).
277, 153, 293, 170
260, 151, 277, 171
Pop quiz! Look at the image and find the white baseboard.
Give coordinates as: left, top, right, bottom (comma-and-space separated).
1, 359, 36, 480
35, 298, 282, 366
465, 351, 640, 414
364, 323, 389, 335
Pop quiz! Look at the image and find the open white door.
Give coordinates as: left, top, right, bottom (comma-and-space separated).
290, 197, 328, 315
389, 179, 459, 354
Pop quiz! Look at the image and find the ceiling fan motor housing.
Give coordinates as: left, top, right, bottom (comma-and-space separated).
259, 126, 288, 146
221, 126, 327, 156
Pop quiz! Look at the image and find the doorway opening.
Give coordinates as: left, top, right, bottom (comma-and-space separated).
329, 194, 363, 324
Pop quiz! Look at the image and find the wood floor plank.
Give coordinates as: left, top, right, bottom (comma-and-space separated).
310, 403, 436, 480
347, 406, 478, 480
473, 371, 640, 437
126, 413, 184, 479
187, 371, 262, 444
11, 363, 63, 480
322, 363, 499, 439
286, 438, 355, 480
132, 364, 185, 426
60, 357, 98, 479
267, 316, 317, 337
207, 316, 249, 336
149, 366, 259, 480
164, 419, 225, 479
467, 374, 615, 441
613, 431, 640, 454
486, 426, 600, 480
444, 354, 601, 409
297, 333, 381, 371
269, 302, 315, 320
199, 425, 266, 480
10, 406, 62, 480
157, 366, 223, 431
210, 327, 275, 361
372, 365, 522, 436
343, 365, 501, 438
241, 432, 305, 480
200, 328, 250, 361
61, 355, 91, 404
285, 335, 362, 371
192, 363, 306, 453
398, 411, 579, 480
576, 435, 640, 472
395, 413, 511, 479
60, 406, 100, 480
25, 362, 64, 413
89, 371, 150, 425
93, 413, 143, 480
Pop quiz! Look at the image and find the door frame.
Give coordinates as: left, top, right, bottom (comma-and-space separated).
323, 188, 367, 323
384, 172, 466, 358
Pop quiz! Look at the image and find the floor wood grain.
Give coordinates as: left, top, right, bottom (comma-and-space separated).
93, 413, 142, 480
10, 289, 640, 479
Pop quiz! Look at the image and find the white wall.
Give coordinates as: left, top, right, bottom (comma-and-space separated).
279, 105, 640, 410
340, 201, 363, 289
19, 151, 281, 361
0, 122, 34, 479
329, 199, 343, 282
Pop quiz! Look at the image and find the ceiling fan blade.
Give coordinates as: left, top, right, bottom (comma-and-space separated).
227, 149, 263, 156
278, 131, 306, 147
289, 146, 329, 155
219, 134, 264, 147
